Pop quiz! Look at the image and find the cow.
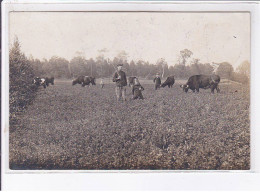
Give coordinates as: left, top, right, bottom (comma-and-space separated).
72, 76, 96, 87
180, 74, 220, 93
45, 76, 54, 86
72, 75, 84, 86
128, 76, 137, 88
82, 76, 96, 87
161, 76, 175, 88
33, 77, 47, 88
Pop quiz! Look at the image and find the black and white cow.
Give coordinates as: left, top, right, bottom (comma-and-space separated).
33, 77, 47, 88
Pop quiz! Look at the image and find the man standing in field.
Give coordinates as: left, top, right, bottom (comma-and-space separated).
113, 64, 127, 101
153, 73, 161, 90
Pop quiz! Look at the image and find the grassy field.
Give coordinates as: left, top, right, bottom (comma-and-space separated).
9, 79, 250, 170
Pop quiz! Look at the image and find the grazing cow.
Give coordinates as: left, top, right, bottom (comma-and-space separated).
33, 77, 47, 88
82, 76, 96, 87
180, 74, 220, 93
132, 78, 144, 100
128, 76, 137, 88
161, 76, 175, 88
45, 76, 54, 86
72, 76, 96, 87
72, 75, 85, 86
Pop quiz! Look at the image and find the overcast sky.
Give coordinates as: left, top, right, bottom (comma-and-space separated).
10, 12, 250, 68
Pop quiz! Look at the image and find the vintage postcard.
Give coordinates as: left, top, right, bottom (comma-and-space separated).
4, 0, 260, 191
7, 10, 251, 171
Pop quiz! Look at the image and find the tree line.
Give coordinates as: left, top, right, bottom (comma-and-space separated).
11, 38, 250, 84
29, 48, 250, 84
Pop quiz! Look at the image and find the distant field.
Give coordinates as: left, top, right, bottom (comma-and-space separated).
9, 79, 250, 170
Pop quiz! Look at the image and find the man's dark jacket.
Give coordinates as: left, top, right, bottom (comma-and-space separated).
113, 70, 127, 87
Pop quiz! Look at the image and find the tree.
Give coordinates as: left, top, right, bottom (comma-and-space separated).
129, 60, 137, 76
173, 49, 193, 78
70, 56, 88, 77
216, 62, 234, 79
179, 49, 193, 66
9, 37, 35, 87
188, 59, 214, 76
86, 58, 97, 77
156, 58, 168, 78
136, 60, 146, 77
231, 72, 249, 84
189, 58, 201, 75
28, 57, 46, 76
211, 62, 219, 73
172, 64, 188, 79
9, 37, 36, 117
48, 56, 70, 78
97, 48, 109, 77
112, 57, 120, 71
200, 63, 214, 75
237, 60, 250, 78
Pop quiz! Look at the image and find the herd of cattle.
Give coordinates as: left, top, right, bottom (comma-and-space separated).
33, 74, 221, 95
128, 74, 220, 94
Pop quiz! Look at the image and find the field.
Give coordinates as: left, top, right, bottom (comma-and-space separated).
9, 79, 250, 170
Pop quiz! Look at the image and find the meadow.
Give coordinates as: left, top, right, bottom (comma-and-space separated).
9, 79, 250, 170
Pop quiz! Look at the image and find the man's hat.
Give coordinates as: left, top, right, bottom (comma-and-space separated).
117, 64, 123, 67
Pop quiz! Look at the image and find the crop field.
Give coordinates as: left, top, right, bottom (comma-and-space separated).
9, 79, 250, 170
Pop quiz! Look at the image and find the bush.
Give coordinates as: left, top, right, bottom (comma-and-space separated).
9, 38, 37, 125
231, 72, 249, 84
216, 62, 234, 79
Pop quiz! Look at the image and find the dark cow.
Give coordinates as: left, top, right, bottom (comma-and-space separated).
128, 76, 137, 88
180, 74, 220, 93
82, 76, 96, 87
45, 76, 54, 86
161, 76, 175, 88
72, 75, 85, 86
72, 76, 96, 87
33, 77, 47, 88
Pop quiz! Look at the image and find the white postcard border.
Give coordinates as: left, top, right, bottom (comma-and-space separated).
1, 0, 260, 190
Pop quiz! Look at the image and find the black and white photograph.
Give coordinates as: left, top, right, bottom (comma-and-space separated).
6, 10, 251, 171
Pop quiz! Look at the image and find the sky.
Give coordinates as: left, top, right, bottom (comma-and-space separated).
9, 12, 250, 68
